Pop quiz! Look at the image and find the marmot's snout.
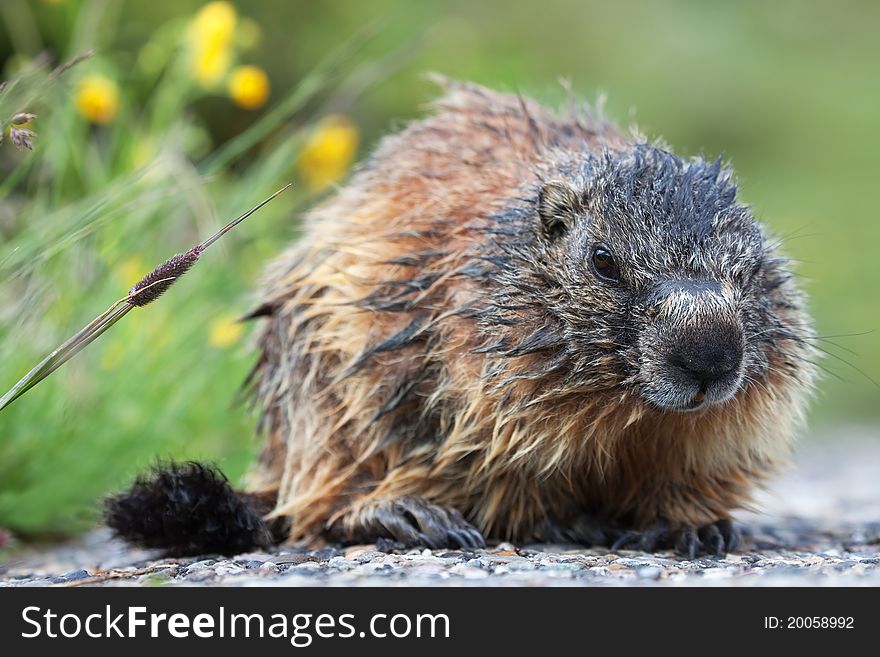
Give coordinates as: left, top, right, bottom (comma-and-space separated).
641, 280, 746, 412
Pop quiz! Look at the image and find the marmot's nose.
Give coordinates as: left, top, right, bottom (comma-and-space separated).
667, 333, 743, 389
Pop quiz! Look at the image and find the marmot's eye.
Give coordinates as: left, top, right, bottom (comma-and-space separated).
590, 244, 620, 282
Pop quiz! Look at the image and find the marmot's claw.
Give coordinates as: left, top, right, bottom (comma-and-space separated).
697, 523, 724, 556
609, 519, 740, 558
675, 526, 700, 559
671, 519, 741, 559
348, 496, 485, 550
471, 528, 488, 548
714, 518, 740, 552
610, 532, 638, 551
449, 527, 486, 549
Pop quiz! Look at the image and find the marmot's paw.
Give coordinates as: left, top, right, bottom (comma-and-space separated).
341, 497, 486, 549
611, 519, 740, 559
677, 519, 740, 558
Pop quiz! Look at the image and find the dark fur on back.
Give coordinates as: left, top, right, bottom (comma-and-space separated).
104, 462, 271, 555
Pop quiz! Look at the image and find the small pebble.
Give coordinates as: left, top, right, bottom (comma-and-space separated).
63, 569, 90, 581
183, 570, 215, 582
185, 560, 215, 572
637, 566, 663, 580
291, 562, 323, 576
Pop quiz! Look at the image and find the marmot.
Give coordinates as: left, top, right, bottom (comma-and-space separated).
106, 80, 816, 558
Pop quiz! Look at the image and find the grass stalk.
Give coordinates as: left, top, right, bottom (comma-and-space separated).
0, 184, 291, 413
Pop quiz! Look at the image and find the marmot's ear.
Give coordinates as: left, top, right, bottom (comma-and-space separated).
538, 181, 580, 238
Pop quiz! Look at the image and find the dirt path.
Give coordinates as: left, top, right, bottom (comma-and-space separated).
2, 428, 878, 587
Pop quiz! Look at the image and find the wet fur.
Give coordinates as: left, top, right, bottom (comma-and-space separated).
108, 80, 815, 556
247, 80, 815, 546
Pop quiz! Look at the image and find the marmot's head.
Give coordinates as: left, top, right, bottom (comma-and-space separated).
488, 143, 813, 413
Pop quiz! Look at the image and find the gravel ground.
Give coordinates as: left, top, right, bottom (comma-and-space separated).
2, 428, 879, 587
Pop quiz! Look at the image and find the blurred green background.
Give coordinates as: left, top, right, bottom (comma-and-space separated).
0, 0, 878, 540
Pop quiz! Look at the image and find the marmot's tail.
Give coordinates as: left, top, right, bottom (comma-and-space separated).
104, 461, 275, 556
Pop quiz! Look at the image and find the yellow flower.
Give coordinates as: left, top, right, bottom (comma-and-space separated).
228, 65, 270, 109
192, 42, 231, 88
189, 1, 237, 88
297, 115, 359, 193
209, 315, 244, 349
74, 75, 120, 124
192, 1, 237, 46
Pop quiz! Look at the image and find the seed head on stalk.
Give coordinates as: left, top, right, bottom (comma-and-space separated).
0, 184, 291, 412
